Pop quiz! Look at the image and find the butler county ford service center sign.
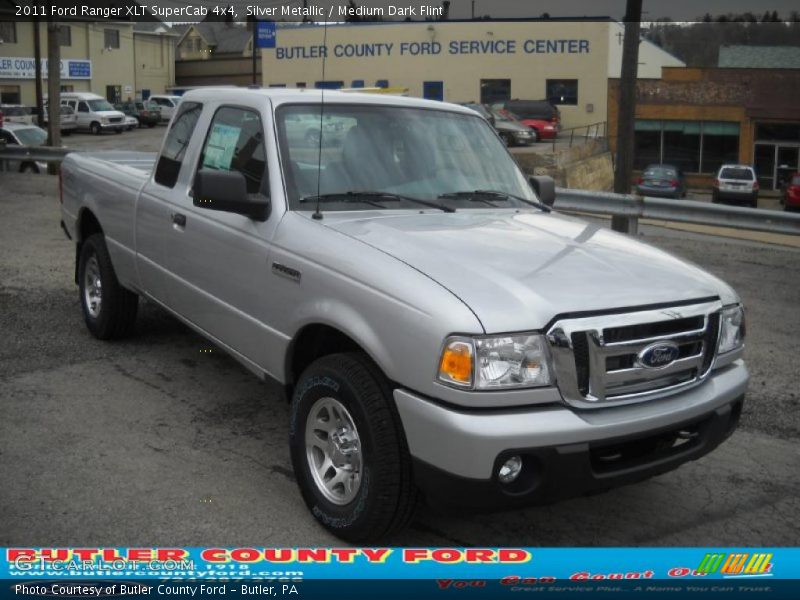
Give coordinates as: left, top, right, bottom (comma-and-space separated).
0, 58, 92, 80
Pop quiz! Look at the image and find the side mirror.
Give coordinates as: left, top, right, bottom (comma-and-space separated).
529, 175, 556, 208
193, 169, 270, 222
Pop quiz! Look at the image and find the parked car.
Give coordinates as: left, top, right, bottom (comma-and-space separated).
490, 107, 538, 146
146, 94, 182, 122
0, 104, 35, 125
0, 122, 49, 173
42, 104, 78, 135
781, 172, 800, 212
636, 164, 687, 199
712, 165, 759, 208
492, 99, 560, 139
115, 101, 160, 128
460, 102, 537, 146
60, 93, 125, 135
61, 88, 748, 542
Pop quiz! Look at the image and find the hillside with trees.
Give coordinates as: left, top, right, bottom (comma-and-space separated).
644, 12, 800, 67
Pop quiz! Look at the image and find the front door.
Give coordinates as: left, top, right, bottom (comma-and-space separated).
160, 104, 279, 370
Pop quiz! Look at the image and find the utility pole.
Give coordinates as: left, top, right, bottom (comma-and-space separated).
33, 18, 44, 127
249, 18, 258, 85
46, 18, 61, 170
612, 0, 642, 233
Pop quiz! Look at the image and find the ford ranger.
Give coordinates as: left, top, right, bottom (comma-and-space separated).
60, 88, 748, 542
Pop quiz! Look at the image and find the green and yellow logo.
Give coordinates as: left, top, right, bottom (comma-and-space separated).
696, 553, 773, 576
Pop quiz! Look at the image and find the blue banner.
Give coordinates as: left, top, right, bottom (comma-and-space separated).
1, 548, 797, 599
255, 21, 277, 49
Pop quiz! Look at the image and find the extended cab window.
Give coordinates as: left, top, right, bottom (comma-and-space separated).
154, 101, 202, 188
197, 106, 267, 194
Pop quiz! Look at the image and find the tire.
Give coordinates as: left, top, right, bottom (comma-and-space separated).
289, 353, 418, 542
147, 123, 156, 128
529, 129, 539, 143
115, 128, 123, 134
78, 233, 138, 340
62, 130, 72, 137
90, 122, 102, 135
20, 162, 38, 174
499, 132, 512, 146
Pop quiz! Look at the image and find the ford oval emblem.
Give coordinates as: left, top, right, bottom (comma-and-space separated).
638, 342, 680, 369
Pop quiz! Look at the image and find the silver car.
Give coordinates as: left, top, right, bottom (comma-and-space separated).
0, 123, 48, 173
713, 164, 759, 208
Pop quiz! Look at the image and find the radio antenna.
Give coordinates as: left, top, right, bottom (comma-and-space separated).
312, 18, 329, 221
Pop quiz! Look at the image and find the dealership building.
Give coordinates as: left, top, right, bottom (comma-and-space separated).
260, 18, 684, 129
0, 20, 176, 105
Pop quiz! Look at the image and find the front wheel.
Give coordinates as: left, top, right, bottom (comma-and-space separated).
78, 234, 138, 339
289, 353, 417, 542
90, 122, 102, 135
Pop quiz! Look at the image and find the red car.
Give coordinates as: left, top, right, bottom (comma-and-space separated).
492, 100, 560, 140
783, 173, 800, 211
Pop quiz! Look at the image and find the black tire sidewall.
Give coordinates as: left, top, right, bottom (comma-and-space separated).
289, 354, 408, 542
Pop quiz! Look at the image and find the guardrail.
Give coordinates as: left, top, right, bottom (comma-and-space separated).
555, 187, 800, 237
2, 143, 797, 237
0, 143, 71, 171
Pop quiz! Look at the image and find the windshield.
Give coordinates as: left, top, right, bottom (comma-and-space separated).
14, 127, 47, 146
277, 104, 538, 211
720, 167, 754, 180
643, 166, 677, 179
87, 99, 115, 112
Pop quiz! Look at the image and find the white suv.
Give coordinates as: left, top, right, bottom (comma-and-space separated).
713, 164, 759, 208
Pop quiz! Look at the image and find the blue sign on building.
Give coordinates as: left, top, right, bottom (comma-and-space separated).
68, 61, 91, 78
255, 21, 276, 49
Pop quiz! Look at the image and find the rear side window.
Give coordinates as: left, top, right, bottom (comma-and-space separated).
154, 101, 202, 188
720, 167, 754, 180
197, 106, 267, 194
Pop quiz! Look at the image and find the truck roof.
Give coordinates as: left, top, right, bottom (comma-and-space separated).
180, 87, 477, 116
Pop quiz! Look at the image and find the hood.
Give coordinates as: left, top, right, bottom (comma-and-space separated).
97, 110, 125, 118
322, 210, 737, 333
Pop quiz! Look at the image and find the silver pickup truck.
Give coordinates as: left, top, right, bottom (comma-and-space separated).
60, 88, 748, 542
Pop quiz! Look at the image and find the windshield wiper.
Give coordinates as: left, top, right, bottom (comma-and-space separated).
300, 191, 455, 213
438, 190, 552, 213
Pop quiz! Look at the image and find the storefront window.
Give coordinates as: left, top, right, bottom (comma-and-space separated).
755, 123, 800, 142
634, 120, 661, 169
663, 121, 701, 173
702, 122, 740, 175
633, 120, 740, 174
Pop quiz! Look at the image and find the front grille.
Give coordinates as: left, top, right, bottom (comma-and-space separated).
547, 300, 722, 409
109, 117, 122, 123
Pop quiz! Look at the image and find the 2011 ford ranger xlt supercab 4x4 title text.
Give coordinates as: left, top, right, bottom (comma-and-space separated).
60, 88, 748, 542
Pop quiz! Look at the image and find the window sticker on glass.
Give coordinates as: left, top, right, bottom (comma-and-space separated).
203, 124, 241, 170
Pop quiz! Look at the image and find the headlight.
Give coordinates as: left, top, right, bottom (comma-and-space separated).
438, 334, 552, 390
717, 305, 745, 354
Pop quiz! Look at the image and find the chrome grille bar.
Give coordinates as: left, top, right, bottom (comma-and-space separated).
547, 300, 722, 409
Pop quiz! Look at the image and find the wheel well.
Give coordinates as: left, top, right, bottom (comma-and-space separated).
75, 209, 103, 284
285, 324, 363, 397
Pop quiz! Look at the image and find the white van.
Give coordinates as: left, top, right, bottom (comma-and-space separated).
59, 92, 126, 135
145, 95, 182, 122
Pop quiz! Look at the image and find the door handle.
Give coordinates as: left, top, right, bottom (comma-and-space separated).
171, 212, 186, 227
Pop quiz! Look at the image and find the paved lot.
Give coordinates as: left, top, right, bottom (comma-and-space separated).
1, 159, 799, 547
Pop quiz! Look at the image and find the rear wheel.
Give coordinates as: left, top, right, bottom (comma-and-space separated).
289, 353, 417, 542
78, 234, 138, 339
